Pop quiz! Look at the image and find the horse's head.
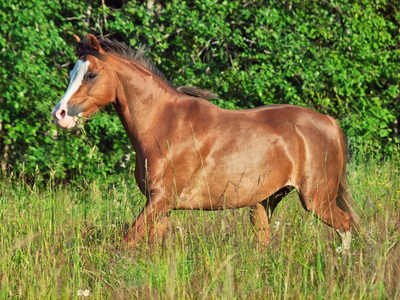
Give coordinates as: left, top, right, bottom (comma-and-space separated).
52, 34, 117, 129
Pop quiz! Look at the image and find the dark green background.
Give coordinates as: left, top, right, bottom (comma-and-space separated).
1, 0, 399, 181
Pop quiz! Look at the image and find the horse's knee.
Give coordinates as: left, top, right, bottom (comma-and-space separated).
123, 196, 172, 247
153, 215, 170, 241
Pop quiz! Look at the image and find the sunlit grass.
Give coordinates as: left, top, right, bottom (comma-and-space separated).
0, 158, 399, 298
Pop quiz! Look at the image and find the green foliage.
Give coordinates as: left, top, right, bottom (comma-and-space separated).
0, 0, 132, 180
0, 0, 399, 179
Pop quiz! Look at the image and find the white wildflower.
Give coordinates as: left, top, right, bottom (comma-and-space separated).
274, 221, 280, 231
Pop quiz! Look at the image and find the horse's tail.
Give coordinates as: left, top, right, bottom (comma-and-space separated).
329, 116, 359, 228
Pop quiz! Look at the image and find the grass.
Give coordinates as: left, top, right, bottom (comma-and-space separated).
0, 158, 399, 299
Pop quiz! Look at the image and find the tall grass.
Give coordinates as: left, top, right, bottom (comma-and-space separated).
0, 158, 399, 299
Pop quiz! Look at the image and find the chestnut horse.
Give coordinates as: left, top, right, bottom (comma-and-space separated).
52, 34, 358, 250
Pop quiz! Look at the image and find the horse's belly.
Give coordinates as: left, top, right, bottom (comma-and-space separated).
175, 173, 289, 210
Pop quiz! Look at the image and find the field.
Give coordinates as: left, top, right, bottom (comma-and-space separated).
1, 158, 399, 299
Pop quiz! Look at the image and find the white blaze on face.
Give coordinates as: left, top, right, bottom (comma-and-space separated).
52, 59, 91, 129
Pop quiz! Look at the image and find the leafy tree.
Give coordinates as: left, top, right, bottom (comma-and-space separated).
1, 0, 399, 181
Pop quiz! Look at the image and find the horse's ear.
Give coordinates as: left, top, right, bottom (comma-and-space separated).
74, 34, 83, 53
86, 34, 104, 53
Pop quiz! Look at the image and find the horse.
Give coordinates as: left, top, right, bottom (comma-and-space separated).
52, 34, 358, 250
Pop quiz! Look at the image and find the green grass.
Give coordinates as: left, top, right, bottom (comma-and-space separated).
1, 159, 399, 299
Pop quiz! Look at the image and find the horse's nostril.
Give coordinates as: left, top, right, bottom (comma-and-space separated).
60, 110, 66, 119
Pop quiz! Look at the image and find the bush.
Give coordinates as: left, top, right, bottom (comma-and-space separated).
1, 0, 399, 180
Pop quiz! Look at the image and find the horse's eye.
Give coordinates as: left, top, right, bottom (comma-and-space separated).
86, 73, 97, 82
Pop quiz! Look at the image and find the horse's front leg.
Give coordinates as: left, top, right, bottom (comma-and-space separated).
124, 189, 172, 247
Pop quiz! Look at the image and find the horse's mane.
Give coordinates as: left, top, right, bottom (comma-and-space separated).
78, 36, 218, 100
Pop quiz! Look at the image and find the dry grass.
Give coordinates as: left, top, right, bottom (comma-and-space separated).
0, 159, 399, 299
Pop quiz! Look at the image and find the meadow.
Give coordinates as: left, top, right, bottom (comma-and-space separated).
1, 158, 399, 299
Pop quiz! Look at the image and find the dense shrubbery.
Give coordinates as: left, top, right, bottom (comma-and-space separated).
1, 0, 399, 180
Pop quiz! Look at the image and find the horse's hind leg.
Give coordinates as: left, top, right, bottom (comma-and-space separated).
250, 186, 293, 246
250, 203, 270, 247
298, 182, 352, 250
298, 184, 351, 231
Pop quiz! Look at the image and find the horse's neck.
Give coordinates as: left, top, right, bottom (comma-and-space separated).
112, 56, 176, 151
